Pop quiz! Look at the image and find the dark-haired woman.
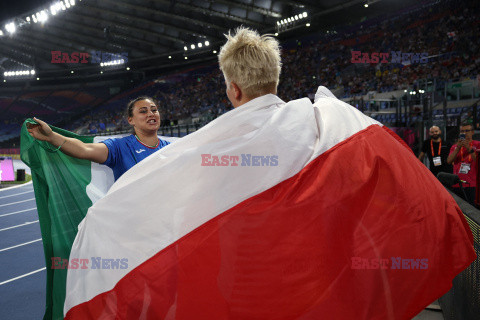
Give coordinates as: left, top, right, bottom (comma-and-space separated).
27, 96, 170, 180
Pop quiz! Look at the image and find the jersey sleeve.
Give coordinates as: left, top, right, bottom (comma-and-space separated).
101, 138, 119, 168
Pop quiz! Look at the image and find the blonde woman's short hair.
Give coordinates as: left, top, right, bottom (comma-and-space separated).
218, 27, 281, 98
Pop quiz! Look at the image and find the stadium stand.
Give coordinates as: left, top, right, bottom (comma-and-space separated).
0, 0, 478, 142
58, 0, 479, 134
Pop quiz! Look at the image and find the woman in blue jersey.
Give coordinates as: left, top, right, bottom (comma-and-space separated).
27, 96, 170, 180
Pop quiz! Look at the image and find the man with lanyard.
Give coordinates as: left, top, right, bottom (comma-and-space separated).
418, 126, 452, 177
447, 122, 480, 205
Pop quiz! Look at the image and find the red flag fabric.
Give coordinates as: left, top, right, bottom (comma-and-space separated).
64, 87, 475, 319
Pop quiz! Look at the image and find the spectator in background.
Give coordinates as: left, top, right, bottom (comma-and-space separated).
447, 122, 480, 205
418, 126, 452, 177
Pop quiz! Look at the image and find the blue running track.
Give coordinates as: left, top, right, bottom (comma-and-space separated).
0, 182, 45, 320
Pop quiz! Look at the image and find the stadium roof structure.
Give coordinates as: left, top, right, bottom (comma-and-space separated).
0, 0, 414, 86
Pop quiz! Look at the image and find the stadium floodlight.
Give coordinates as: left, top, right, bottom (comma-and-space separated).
185, 57, 188, 60
213, 50, 217, 54
184, 46, 187, 51
71, 70, 74, 74
0, 30, 3, 36
275, 32, 278, 36
70, 0, 76, 6
38, 11, 48, 23
37, 77, 40, 80
65, 0, 71, 9
302, 12, 308, 18
306, 23, 311, 27
294, 15, 298, 20
191, 44, 195, 49
126, 67, 130, 70
31, 70, 35, 75
61, 2, 66, 10
276, 21, 280, 26
26, 16, 31, 22
5, 22, 15, 34
198, 42, 202, 48
205, 40, 209, 46
364, 3, 369, 7
168, 56, 172, 59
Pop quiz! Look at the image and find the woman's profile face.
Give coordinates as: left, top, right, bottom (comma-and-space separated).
128, 99, 161, 133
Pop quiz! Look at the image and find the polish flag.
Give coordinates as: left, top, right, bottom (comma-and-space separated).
64, 87, 475, 319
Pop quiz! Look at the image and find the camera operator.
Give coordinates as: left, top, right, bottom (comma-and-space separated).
447, 122, 480, 205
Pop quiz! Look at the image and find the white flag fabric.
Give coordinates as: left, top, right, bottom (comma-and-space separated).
64, 87, 475, 320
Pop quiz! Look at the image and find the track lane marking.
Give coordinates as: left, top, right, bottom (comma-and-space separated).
0, 268, 46, 286
0, 238, 42, 252
0, 220, 39, 232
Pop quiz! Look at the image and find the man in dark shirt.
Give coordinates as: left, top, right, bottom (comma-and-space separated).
418, 126, 452, 177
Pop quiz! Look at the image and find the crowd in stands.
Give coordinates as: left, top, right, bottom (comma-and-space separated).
71, 0, 478, 135
279, 0, 479, 99
1, 0, 478, 138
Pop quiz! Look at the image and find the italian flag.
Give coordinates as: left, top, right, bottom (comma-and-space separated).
60, 87, 475, 319
19, 121, 175, 320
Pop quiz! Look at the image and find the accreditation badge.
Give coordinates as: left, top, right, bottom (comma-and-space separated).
433, 156, 442, 166
459, 163, 471, 174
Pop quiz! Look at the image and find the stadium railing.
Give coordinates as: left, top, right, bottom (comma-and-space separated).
439, 191, 480, 319
90, 122, 205, 138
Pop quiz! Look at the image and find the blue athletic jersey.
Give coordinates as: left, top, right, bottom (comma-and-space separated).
102, 135, 170, 180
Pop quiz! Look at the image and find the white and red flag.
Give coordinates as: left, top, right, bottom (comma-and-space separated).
64, 86, 475, 319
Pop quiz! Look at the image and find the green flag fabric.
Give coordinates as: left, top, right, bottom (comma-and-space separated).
20, 119, 96, 320
20, 119, 176, 320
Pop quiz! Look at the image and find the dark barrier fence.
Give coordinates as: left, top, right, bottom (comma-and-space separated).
92, 122, 204, 138
0, 148, 20, 154
439, 191, 480, 319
